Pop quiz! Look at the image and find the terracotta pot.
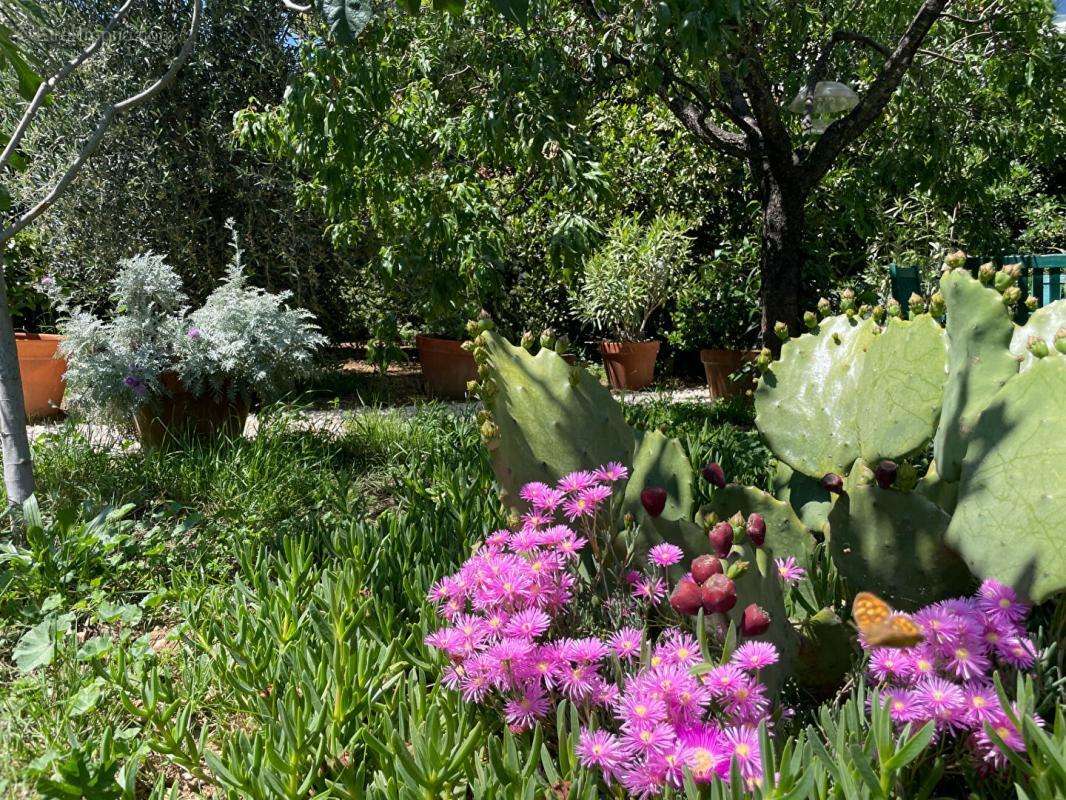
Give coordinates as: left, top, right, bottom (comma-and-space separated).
699, 349, 759, 400
133, 372, 249, 448
416, 335, 477, 400
15, 333, 66, 419
599, 340, 660, 390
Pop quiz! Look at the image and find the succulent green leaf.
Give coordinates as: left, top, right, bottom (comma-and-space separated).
933, 271, 1019, 483
771, 461, 833, 533
828, 485, 973, 609
1010, 298, 1066, 373
726, 543, 797, 697
795, 617, 855, 699
483, 332, 702, 555
855, 315, 947, 464
755, 316, 877, 478
946, 357, 1066, 602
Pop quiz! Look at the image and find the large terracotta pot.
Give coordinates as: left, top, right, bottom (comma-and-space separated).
599, 340, 660, 390
15, 333, 66, 419
416, 335, 477, 400
133, 372, 248, 448
699, 348, 759, 400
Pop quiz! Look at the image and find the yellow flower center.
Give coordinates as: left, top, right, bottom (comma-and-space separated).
692, 749, 714, 776
735, 744, 750, 758
999, 598, 1011, 609
973, 696, 986, 707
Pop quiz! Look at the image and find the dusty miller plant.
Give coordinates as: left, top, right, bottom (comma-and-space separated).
55, 253, 186, 423
573, 214, 691, 341
176, 224, 327, 401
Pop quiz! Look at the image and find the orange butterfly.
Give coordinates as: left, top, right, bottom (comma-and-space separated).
852, 592, 924, 649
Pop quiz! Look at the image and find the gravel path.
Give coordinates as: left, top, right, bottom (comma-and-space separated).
26, 386, 713, 447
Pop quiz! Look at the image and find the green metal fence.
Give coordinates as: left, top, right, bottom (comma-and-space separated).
889, 255, 1066, 321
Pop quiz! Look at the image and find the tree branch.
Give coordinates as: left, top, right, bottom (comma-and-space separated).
0, 0, 136, 173
658, 91, 751, 159
801, 0, 952, 188
1, 0, 203, 243
733, 43, 795, 178
801, 30, 891, 133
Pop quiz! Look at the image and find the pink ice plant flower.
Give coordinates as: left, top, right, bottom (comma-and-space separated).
774, 556, 806, 584
860, 581, 1041, 771
648, 543, 684, 568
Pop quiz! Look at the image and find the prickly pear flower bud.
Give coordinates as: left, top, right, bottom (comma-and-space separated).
929, 292, 946, 318
994, 270, 1013, 293
774, 321, 789, 341
701, 461, 726, 488
477, 364, 491, 380
700, 573, 737, 614
1003, 286, 1022, 306
746, 513, 766, 547
872, 305, 886, 324
1056, 328, 1066, 355
944, 250, 967, 270
640, 486, 668, 518
481, 378, 498, 398
803, 311, 818, 331
461, 339, 475, 352
480, 420, 499, 440
555, 335, 570, 355
897, 462, 918, 492
669, 578, 704, 616
691, 554, 723, 583
520, 330, 536, 351
466, 319, 481, 336
540, 328, 556, 349
709, 520, 734, 558
1027, 336, 1049, 359
874, 460, 898, 490
978, 262, 996, 285
477, 309, 495, 331
817, 297, 831, 318
886, 299, 902, 318
1025, 296, 1038, 312
858, 304, 871, 318
820, 473, 845, 495
755, 347, 772, 372
908, 293, 927, 316
473, 347, 490, 365
740, 603, 771, 637
466, 379, 479, 396
726, 560, 749, 580
1004, 262, 1023, 281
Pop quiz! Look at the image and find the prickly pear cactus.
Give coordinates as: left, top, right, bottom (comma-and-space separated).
855, 315, 947, 463
1010, 298, 1066, 373
946, 357, 1066, 602
701, 484, 815, 566
755, 316, 877, 478
756, 314, 946, 478
480, 331, 706, 556
915, 461, 959, 514
771, 462, 832, 533
933, 270, 1019, 483
827, 484, 973, 609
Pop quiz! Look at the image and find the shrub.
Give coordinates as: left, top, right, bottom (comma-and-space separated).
573, 214, 692, 341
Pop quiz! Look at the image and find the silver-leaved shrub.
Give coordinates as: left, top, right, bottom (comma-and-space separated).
55, 232, 325, 423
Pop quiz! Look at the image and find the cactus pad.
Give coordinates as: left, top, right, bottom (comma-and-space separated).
626, 429, 707, 555
946, 357, 1066, 602
1010, 298, 1066, 373
755, 315, 877, 478
933, 271, 1019, 482
828, 485, 973, 609
702, 484, 815, 566
855, 315, 947, 463
771, 462, 833, 533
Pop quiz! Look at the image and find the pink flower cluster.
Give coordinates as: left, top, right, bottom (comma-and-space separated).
578, 640, 779, 794
427, 464, 644, 729
861, 580, 1040, 770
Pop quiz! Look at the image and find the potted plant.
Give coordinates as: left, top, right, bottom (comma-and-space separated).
4, 231, 66, 418
54, 233, 325, 446
573, 214, 691, 390
413, 295, 480, 400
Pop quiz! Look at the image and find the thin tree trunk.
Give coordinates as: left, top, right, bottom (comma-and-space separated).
759, 179, 807, 350
0, 262, 35, 507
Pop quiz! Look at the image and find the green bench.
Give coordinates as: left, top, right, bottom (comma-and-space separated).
890, 255, 1066, 320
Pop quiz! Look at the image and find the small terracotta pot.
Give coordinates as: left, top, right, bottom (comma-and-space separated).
416, 334, 477, 400
599, 340, 660, 390
133, 372, 249, 448
15, 333, 66, 419
699, 349, 759, 400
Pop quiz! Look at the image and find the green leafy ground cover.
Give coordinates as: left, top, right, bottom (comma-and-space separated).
0, 402, 1061, 799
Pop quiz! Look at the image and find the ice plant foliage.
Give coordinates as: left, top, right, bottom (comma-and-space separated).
426, 465, 782, 796
860, 580, 1040, 771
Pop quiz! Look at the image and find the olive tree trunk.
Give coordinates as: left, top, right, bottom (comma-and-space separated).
759, 179, 807, 349
0, 263, 35, 507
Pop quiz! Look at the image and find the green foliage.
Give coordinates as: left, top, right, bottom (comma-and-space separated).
572, 213, 692, 341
